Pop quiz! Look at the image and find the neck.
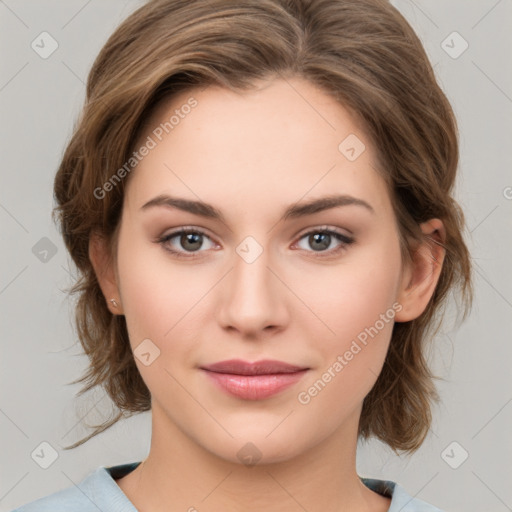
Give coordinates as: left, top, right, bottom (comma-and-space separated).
116, 402, 390, 512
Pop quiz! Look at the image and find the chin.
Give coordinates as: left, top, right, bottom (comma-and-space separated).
199, 428, 311, 468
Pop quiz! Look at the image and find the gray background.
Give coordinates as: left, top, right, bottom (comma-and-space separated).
1, 1, 511, 511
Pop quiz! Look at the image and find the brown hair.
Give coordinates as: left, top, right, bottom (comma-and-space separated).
54, 0, 472, 453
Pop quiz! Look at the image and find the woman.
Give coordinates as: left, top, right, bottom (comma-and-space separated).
13, 0, 472, 510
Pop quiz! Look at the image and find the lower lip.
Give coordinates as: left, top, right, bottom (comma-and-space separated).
202, 369, 308, 400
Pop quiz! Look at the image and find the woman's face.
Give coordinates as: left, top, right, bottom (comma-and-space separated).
112, 77, 411, 464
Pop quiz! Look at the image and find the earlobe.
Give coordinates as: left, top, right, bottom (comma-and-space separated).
394, 219, 446, 322
89, 231, 123, 315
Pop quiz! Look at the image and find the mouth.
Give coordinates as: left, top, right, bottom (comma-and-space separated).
200, 359, 309, 400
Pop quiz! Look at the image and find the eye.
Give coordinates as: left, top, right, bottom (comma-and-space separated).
294, 227, 354, 257
156, 226, 355, 260
156, 227, 216, 258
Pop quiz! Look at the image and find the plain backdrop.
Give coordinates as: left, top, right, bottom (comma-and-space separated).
1, 1, 511, 511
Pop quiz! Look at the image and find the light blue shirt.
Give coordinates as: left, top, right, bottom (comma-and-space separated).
11, 461, 444, 511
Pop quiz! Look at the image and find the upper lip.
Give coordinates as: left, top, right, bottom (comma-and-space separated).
200, 359, 308, 375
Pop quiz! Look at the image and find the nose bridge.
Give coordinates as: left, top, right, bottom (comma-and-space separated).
218, 235, 286, 333
231, 236, 277, 306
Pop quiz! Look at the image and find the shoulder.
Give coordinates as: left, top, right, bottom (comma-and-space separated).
11, 482, 95, 512
361, 477, 446, 512
11, 468, 101, 512
10, 463, 140, 512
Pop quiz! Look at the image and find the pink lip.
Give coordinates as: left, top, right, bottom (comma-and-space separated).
200, 359, 309, 400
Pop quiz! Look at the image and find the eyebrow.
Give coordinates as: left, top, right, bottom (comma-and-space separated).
140, 193, 375, 222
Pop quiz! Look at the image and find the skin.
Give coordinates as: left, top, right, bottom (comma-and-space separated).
90, 76, 445, 512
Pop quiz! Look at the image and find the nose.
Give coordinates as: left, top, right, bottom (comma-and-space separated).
216, 242, 289, 338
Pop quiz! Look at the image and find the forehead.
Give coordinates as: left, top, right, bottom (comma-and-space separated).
124, 77, 392, 220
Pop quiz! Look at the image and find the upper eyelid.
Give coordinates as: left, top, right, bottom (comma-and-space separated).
295, 224, 353, 238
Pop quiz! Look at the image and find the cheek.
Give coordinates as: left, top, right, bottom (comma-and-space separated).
116, 235, 208, 398
116, 227, 201, 346
309, 238, 402, 347
296, 237, 402, 402
296, 290, 397, 420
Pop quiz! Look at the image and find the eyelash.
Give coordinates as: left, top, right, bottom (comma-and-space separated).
156, 226, 355, 260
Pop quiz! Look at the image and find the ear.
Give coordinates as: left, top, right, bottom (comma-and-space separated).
89, 230, 123, 315
394, 219, 446, 322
